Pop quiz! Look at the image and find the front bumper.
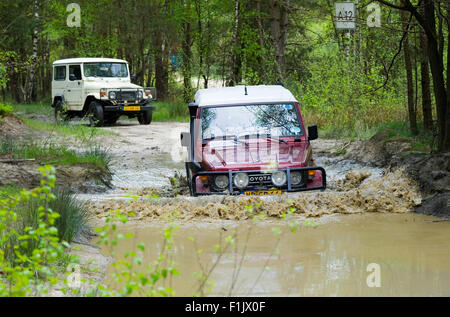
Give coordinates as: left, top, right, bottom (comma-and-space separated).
191, 166, 326, 196
103, 103, 155, 113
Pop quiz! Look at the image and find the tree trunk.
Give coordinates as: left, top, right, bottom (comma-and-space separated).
228, 0, 241, 86
419, 6, 433, 131
181, 14, 193, 103
376, 0, 450, 151
269, 0, 289, 82
401, 8, 418, 135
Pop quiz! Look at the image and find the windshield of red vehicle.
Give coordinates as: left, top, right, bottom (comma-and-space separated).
200, 104, 302, 140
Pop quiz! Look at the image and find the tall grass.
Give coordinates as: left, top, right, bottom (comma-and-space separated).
1, 186, 91, 266
152, 100, 189, 122
0, 139, 112, 170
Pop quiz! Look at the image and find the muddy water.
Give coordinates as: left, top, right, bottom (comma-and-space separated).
77, 122, 449, 296
103, 213, 450, 296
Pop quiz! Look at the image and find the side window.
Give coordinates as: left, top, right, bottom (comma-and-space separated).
69, 65, 82, 81
54, 66, 66, 81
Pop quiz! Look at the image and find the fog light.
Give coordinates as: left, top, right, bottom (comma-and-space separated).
290, 171, 303, 185
214, 175, 229, 189
271, 171, 287, 187
233, 173, 249, 189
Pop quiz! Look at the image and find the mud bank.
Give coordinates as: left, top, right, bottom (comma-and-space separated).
86, 169, 421, 221
313, 132, 450, 219
0, 161, 112, 192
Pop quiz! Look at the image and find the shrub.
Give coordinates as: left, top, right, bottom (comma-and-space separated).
0, 166, 75, 296
14, 188, 92, 244
0, 102, 13, 117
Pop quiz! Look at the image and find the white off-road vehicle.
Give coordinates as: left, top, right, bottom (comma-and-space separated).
51, 57, 156, 126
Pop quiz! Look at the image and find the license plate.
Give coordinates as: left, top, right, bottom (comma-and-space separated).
243, 190, 282, 196
123, 106, 140, 111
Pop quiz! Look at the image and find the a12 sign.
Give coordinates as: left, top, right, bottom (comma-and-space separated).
335, 2, 381, 30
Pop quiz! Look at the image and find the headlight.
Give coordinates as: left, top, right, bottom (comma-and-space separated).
271, 171, 287, 187
214, 175, 229, 190
290, 171, 303, 185
137, 90, 143, 99
233, 173, 249, 189
109, 91, 116, 100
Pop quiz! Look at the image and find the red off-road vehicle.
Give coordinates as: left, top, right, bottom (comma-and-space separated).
181, 85, 326, 196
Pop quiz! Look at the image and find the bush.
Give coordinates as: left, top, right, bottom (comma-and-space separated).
0, 166, 75, 296
13, 188, 92, 244
0, 102, 13, 117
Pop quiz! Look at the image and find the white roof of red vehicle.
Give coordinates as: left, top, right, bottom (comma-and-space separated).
194, 85, 297, 107
53, 58, 128, 65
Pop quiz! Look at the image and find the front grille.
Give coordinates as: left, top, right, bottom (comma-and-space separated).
118, 91, 137, 100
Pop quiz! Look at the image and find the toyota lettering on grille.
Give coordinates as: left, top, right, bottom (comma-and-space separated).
249, 174, 271, 183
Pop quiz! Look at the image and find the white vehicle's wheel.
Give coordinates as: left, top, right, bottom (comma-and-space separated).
54, 100, 67, 123
138, 109, 152, 125
88, 101, 104, 127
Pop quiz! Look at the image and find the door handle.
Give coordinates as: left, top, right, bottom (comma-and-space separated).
67, 89, 71, 92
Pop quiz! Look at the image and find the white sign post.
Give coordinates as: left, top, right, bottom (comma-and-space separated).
335, 2, 356, 30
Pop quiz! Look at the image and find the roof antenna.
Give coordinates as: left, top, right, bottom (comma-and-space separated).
244, 86, 248, 95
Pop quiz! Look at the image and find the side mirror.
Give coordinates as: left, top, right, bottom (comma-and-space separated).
180, 132, 191, 147
69, 74, 77, 81
131, 74, 137, 82
308, 125, 318, 141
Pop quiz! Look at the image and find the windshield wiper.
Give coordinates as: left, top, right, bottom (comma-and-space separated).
202, 135, 249, 147
240, 134, 288, 145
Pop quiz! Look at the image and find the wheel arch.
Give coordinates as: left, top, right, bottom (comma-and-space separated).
52, 95, 64, 108
83, 95, 100, 113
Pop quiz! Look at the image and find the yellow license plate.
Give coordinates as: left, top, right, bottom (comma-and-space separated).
244, 190, 282, 196
123, 106, 140, 111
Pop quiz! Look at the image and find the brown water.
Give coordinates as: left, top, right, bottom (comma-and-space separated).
103, 213, 450, 296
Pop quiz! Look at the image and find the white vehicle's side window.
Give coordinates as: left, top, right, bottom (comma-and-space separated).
69, 65, 82, 81
54, 66, 66, 81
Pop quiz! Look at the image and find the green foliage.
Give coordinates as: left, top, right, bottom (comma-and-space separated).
0, 165, 77, 296
152, 101, 189, 122
17, 188, 92, 243
299, 49, 406, 137
0, 63, 8, 88
0, 102, 13, 117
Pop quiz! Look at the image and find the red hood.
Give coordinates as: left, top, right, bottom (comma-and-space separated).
201, 139, 309, 170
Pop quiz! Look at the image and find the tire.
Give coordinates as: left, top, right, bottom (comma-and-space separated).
104, 115, 120, 125
54, 100, 68, 123
137, 109, 152, 125
88, 101, 104, 127
185, 164, 195, 197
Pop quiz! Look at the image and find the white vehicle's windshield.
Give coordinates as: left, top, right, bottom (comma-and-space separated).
201, 104, 302, 140
83, 62, 128, 78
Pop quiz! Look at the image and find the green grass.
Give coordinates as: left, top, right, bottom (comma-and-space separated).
152, 101, 189, 122
21, 116, 116, 140
11, 103, 53, 116
11, 103, 117, 140
0, 184, 22, 199
0, 140, 112, 170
